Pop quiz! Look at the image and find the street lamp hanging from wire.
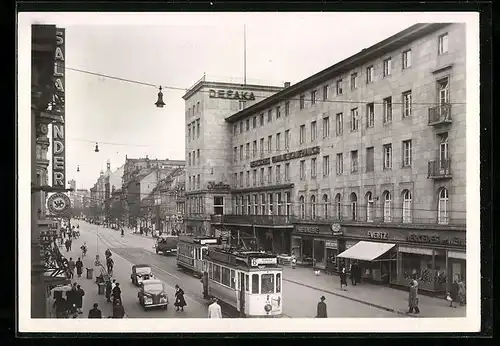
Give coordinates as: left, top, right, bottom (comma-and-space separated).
95, 142, 100, 152
155, 86, 166, 108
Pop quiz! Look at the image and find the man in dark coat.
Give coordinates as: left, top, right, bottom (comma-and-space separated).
200, 272, 209, 299
112, 282, 122, 304
66, 284, 78, 315
351, 262, 360, 286
112, 299, 126, 318
316, 296, 327, 318
449, 279, 459, 308
105, 280, 113, 303
88, 303, 102, 318
174, 284, 187, 312
76, 284, 85, 314
75, 258, 83, 278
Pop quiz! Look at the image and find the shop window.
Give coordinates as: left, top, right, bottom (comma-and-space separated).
311, 195, 317, 219
245, 274, 249, 292
402, 190, 412, 223
230, 269, 236, 289
438, 188, 449, 224
350, 192, 357, 221
213, 264, 221, 282
366, 192, 374, 222
222, 267, 231, 286
335, 194, 342, 220
322, 194, 329, 218
252, 274, 259, 294
214, 196, 224, 215
291, 237, 301, 258
314, 239, 326, 268
276, 273, 281, 293
383, 191, 392, 222
299, 195, 305, 218
261, 274, 275, 294
209, 262, 213, 279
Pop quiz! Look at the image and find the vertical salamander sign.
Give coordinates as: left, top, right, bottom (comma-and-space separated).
52, 28, 66, 187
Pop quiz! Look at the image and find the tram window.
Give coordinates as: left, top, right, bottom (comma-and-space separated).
245, 274, 249, 292
230, 270, 236, 289
261, 274, 275, 294
213, 264, 221, 282
222, 267, 231, 286
252, 274, 259, 294
276, 273, 281, 293
209, 263, 213, 279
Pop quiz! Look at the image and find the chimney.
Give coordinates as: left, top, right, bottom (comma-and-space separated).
284, 82, 290, 88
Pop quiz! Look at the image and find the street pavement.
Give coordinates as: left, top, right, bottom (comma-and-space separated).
69, 221, 411, 318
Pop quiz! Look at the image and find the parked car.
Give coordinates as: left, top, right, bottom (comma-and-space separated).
137, 279, 169, 310
155, 236, 179, 256
130, 264, 154, 286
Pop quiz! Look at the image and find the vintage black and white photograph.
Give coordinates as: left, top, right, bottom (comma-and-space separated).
18, 11, 480, 333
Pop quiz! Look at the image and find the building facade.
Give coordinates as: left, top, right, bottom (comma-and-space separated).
182, 77, 284, 236
188, 23, 466, 293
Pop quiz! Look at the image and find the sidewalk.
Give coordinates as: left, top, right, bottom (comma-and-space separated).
62, 235, 126, 318
282, 266, 466, 318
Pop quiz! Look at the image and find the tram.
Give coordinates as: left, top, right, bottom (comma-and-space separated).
205, 248, 283, 318
176, 235, 222, 277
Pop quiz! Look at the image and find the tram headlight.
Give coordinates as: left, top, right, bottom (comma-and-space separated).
264, 304, 272, 313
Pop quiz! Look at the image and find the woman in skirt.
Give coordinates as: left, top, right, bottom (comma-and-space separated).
174, 284, 187, 312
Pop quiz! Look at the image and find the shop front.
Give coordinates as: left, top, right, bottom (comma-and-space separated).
255, 227, 291, 254
291, 223, 343, 269
338, 225, 466, 293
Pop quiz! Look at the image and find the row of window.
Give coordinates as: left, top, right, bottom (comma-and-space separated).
188, 174, 201, 190
208, 261, 282, 294
188, 149, 200, 166
232, 163, 291, 188
186, 101, 203, 118
231, 187, 451, 225
187, 119, 200, 141
230, 32, 449, 138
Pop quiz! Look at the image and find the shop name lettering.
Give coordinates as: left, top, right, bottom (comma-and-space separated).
368, 231, 388, 240
407, 233, 465, 246
297, 226, 320, 234
52, 28, 66, 187
209, 89, 256, 101
250, 146, 321, 168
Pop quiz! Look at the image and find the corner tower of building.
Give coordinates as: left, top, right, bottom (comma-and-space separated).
183, 77, 284, 235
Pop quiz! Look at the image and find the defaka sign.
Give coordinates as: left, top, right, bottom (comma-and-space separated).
52, 28, 66, 188
209, 89, 256, 101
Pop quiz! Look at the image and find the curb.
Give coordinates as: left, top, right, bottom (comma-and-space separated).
283, 278, 417, 318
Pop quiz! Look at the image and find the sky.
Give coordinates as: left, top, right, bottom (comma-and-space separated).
21, 12, 472, 190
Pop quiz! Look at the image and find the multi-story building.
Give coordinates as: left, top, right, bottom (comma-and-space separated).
182, 76, 284, 235
186, 23, 467, 294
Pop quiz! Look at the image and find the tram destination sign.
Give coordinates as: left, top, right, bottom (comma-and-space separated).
250, 257, 277, 266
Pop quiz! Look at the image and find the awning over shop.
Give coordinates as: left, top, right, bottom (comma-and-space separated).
337, 241, 396, 261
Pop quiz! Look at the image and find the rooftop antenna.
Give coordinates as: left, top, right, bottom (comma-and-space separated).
243, 24, 247, 85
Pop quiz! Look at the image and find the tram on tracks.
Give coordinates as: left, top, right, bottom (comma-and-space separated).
205, 248, 283, 318
176, 235, 222, 277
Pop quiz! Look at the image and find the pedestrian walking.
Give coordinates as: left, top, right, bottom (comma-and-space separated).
207, 298, 222, 318
316, 296, 327, 318
112, 299, 126, 318
174, 284, 187, 312
88, 303, 102, 318
65, 239, 71, 252
105, 280, 113, 303
200, 271, 209, 299
106, 257, 114, 276
53, 293, 68, 318
68, 257, 75, 279
351, 262, 360, 286
291, 255, 297, 269
81, 243, 87, 257
458, 276, 466, 306
449, 278, 459, 308
112, 282, 122, 304
75, 285, 85, 314
75, 258, 83, 278
66, 283, 78, 315
408, 279, 420, 314
340, 265, 348, 291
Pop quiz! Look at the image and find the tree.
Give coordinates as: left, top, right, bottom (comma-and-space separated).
110, 199, 125, 226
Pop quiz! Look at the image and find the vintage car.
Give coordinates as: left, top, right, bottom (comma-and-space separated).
130, 264, 155, 286
155, 236, 179, 256
137, 279, 169, 310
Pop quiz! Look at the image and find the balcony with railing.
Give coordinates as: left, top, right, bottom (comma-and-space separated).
428, 159, 452, 179
210, 214, 294, 226
428, 103, 452, 125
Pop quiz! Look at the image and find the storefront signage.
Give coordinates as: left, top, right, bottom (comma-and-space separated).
209, 89, 256, 101
207, 181, 231, 191
325, 241, 338, 249
250, 257, 277, 266
331, 223, 343, 236
368, 231, 388, 240
272, 146, 320, 164
296, 226, 320, 234
250, 157, 271, 168
51, 28, 66, 187
407, 233, 466, 246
